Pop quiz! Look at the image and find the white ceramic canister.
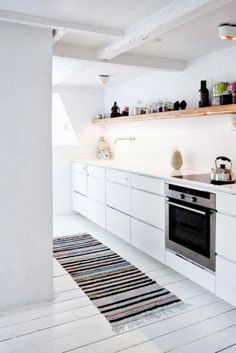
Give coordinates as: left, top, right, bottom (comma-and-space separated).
171, 149, 183, 170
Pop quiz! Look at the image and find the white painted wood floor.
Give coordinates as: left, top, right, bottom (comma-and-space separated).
1, 214, 236, 353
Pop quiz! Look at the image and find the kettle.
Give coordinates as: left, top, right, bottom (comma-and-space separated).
211, 156, 236, 184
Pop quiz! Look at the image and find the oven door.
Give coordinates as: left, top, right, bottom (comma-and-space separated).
165, 199, 216, 271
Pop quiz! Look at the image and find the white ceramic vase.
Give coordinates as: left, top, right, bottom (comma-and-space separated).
171, 149, 183, 170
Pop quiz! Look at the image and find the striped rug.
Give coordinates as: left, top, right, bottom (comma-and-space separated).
53, 234, 182, 331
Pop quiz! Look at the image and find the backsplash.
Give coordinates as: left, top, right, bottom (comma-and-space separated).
104, 115, 236, 171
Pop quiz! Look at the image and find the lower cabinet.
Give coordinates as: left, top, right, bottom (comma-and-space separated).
106, 181, 130, 214
216, 213, 236, 263
131, 188, 165, 230
87, 175, 105, 204
106, 206, 131, 243
216, 256, 236, 306
131, 218, 165, 263
72, 191, 88, 216
72, 172, 87, 196
165, 250, 215, 293
72, 192, 105, 228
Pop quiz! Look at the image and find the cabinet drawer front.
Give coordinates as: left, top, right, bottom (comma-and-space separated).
131, 219, 165, 262
166, 250, 215, 293
216, 256, 236, 306
131, 174, 165, 195
72, 192, 88, 216
216, 213, 236, 262
87, 199, 105, 228
72, 172, 87, 196
106, 168, 130, 186
106, 181, 130, 214
106, 207, 130, 243
131, 189, 165, 230
72, 162, 87, 175
87, 165, 105, 179
87, 176, 105, 204
217, 192, 236, 216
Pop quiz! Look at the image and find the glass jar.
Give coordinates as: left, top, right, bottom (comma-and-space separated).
220, 91, 233, 105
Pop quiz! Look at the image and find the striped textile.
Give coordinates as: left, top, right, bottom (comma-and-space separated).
53, 234, 182, 330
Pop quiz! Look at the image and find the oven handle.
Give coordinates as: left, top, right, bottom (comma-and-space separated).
166, 201, 207, 216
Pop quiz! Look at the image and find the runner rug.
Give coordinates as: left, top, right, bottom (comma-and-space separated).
53, 233, 183, 332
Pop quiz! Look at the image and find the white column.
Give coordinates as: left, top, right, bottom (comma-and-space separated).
0, 21, 53, 311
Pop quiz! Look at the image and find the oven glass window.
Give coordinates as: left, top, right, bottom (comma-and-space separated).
169, 204, 210, 258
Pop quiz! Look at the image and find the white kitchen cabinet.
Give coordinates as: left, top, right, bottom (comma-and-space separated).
166, 250, 215, 293
106, 206, 130, 243
72, 171, 87, 196
87, 165, 105, 179
106, 181, 130, 214
72, 192, 88, 217
72, 162, 87, 174
106, 168, 130, 186
131, 188, 165, 230
87, 198, 106, 228
131, 218, 165, 262
131, 174, 165, 195
73, 191, 105, 228
216, 213, 236, 263
216, 255, 236, 306
87, 175, 105, 204
216, 192, 236, 216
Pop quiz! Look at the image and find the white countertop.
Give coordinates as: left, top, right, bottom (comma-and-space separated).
72, 158, 236, 195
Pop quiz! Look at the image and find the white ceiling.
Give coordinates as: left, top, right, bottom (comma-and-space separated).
0, 0, 172, 31
53, 56, 154, 88
1, 0, 236, 87
128, 1, 236, 61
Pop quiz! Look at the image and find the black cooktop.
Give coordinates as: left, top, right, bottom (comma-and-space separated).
173, 173, 212, 183
173, 173, 236, 185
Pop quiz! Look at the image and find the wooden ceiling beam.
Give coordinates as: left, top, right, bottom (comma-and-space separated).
96, 0, 233, 60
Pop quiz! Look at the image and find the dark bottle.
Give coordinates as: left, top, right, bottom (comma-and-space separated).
199, 80, 209, 107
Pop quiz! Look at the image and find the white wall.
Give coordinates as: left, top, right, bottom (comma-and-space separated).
104, 46, 236, 171
0, 22, 53, 311
52, 87, 104, 216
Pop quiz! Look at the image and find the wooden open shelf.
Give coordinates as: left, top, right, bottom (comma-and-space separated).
93, 104, 236, 125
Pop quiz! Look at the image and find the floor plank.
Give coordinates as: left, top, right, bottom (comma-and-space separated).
1, 214, 235, 353
169, 325, 236, 353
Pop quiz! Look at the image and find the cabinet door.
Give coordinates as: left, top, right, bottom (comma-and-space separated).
166, 250, 215, 293
131, 218, 165, 262
87, 176, 105, 204
72, 192, 88, 217
106, 169, 130, 186
87, 198, 105, 228
87, 165, 105, 179
216, 256, 236, 306
131, 188, 165, 230
72, 162, 87, 174
216, 192, 236, 216
106, 181, 130, 214
131, 174, 165, 195
72, 172, 87, 196
216, 213, 236, 262
106, 207, 130, 243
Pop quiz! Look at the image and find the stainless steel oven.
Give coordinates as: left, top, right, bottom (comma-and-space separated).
165, 183, 216, 272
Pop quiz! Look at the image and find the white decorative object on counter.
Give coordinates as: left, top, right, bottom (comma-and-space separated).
171, 149, 183, 170
97, 136, 112, 159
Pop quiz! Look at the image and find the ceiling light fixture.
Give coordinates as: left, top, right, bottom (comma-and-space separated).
99, 74, 109, 85
218, 23, 236, 40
